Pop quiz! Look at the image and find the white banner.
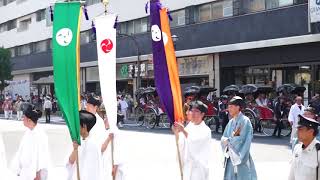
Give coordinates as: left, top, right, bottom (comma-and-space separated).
310, 0, 320, 23
95, 14, 118, 130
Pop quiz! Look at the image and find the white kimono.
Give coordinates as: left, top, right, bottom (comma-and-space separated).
67, 134, 103, 180
178, 121, 212, 180
10, 125, 50, 180
288, 103, 305, 143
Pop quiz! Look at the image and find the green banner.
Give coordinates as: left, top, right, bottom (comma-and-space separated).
52, 2, 81, 144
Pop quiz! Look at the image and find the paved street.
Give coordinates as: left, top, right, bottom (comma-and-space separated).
0, 119, 292, 180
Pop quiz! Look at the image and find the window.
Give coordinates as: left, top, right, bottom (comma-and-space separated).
120, 22, 127, 34
127, 21, 134, 35
170, 10, 186, 27
279, 0, 293, 7
7, 19, 16, 30
17, 44, 31, 56
86, 0, 100, 6
199, 4, 211, 22
18, 18, 31, 32
45, 7, 53, 27
0, 23, 7, 33
0, 0, 5, 6
243, 0, 265, 13
36, 9, 46, 22
80, 31, 90, 45
266, 0, 279, 9
34, 40, 47, 53
134, 18, 148, 34
223, 0, 233, 17
10, 48, 15, 58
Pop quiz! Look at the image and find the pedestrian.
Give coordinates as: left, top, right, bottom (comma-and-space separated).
67, 110, 107, 180
183, 95, 193, 124
10, 103, 49, 180
310, 93, 320, 118
288, 114, 320, 180
289, 96, 305, 144
43, 96, 52, 123
80, 95, 87, 110
2, 97, 13, 119
14, 97, 23, 121
218, 95, 229, 133
273, 96, 286, 137
221, 96, 257, 180
119, 96, 129, 121
173, 100, 213, 180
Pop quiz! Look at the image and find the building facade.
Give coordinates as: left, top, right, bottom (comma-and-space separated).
1, 0, 320, 100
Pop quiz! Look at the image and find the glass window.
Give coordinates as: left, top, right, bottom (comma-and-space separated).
127, 21, 134, 35
17, 44, 31, 56
134, 19, 142, 34
45, 7, 53, 27
211, 2, 224, 20
34, 40, 47, 53
223, 0, 233, 17
36, 9, 46, 22
266, 0, 279, 9
170, 10, 186, 27
80, 31, 90, 45
120, 22, 127, 34
279, 0, 293, 7
7, 19, 17, 30
0, 23, 7, 33
86, 0, 100, 5
199, 4, 211, 22
141, 17, 148, 32
10, 48, 15, 58
18, 18, 31, 32
243, 0, 265, 13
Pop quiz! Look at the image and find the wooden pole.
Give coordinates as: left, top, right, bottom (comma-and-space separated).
76, 147, 81, 180
174, 132, 183, 180
111, 138, 115, 180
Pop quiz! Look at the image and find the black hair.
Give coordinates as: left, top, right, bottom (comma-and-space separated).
21, 103, 42, 123
79, 110, 96, 132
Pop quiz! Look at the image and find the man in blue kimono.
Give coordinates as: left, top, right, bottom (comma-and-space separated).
221, 96, 257, 180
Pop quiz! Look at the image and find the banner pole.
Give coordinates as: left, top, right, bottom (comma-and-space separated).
174, 129, 183, 180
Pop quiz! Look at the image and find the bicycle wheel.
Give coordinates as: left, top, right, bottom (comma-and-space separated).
281, 119, 292, 137
243, 109, 256, 130
160, 114, 170, 128
135, 107, 145, 126
261, 119, 277, 136
145, 108, 157, 129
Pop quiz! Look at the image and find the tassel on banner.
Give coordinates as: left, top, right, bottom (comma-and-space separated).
145, 2, 149, 14
113, 15, 118, 29
91, 21, 96, 35
49, 6, 54, 22
83, 5, 89, 20
167, 9, 173, 21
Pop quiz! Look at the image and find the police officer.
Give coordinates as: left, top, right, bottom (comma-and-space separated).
289, 114, 320, 180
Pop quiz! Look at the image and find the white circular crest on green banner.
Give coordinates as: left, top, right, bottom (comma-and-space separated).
56, 28, 73, 46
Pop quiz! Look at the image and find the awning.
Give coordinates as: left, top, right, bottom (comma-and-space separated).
32, 76, 54, 85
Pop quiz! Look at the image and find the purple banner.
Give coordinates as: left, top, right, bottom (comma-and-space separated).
150, 0, 174, 124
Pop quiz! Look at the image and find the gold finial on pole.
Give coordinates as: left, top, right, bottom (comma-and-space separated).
102, 0, 109, 14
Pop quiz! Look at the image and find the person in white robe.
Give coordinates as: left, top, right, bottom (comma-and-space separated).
67, 110, 111, 180
173, 100, 213, 180
10, 103, 50, 180
288, 96, 305, 144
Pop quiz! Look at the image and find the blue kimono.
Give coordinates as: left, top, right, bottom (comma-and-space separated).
221, 112, 257, 180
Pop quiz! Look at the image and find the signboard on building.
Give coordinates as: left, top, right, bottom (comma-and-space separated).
310, 0, 320, 23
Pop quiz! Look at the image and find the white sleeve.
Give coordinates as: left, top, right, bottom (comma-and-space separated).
288, 106, 295, 123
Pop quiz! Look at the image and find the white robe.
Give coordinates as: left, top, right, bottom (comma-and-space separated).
102, 129, 127, 180
10, 125, 50, 180
67, 134, 103, 180
178, 121, 213, 180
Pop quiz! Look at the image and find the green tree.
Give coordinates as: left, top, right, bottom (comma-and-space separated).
0, 48, 13, 94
